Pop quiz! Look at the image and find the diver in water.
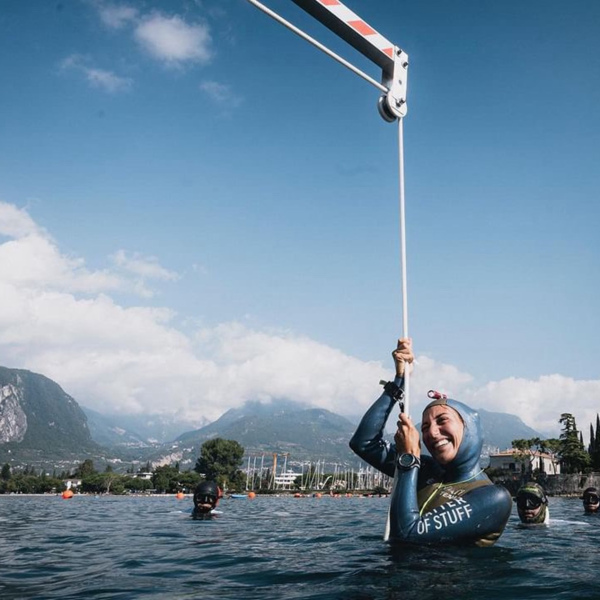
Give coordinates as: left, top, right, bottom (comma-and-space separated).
349, 337, 512, 546
581, 487, 600, 514
515, 483, 549, 525
192, 480, 222, 519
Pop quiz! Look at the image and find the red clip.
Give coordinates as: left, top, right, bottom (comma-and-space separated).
427, 390, 447, 400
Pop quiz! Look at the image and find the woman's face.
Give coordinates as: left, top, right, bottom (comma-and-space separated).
421, 405, 464, 465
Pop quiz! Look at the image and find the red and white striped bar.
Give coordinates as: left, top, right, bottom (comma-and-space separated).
292, 0, 397, 70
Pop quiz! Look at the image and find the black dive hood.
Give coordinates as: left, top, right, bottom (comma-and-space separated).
193, 481, 220, 511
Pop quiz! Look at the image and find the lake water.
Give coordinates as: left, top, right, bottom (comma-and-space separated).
0, 494, 597, 599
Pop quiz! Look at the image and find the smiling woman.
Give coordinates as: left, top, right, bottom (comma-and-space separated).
349, 338, 513, 546
420, 404, 464, 465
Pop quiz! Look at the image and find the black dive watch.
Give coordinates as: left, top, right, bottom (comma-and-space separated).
380, 379, 405, 412
398, 453, 421, 470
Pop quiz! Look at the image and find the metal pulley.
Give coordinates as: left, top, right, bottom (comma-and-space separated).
378, 48, 409, 122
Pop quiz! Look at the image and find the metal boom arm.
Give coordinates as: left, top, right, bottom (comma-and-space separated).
292, 0, 396, 70
246, 0, 408, 121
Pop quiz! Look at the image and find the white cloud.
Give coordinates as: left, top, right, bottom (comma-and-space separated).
0, 201, 174, 295
190, 322, 388, 418
200, 80, 241, 108
85, 67, 133, 93
0, 200, 599, 439
97, 3, 139, 29
400, 359, 600, 439
134, 14, 212, 66
466, 375, 600, 439
59, 54, 133, 93
0, 201, 41, 238
109, 249, 180, 299
0, 203, 388, 422
111, 249, 180, 281
0, 207, 120, 295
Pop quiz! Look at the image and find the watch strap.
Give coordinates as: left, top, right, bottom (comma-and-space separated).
380, 379, 405, 411
398, 453, 421, 470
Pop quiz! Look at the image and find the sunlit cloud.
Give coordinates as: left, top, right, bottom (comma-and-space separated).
467, 375, 600, 439
0, 202, 121, 294
86, 67, 133, 93
59, 54, 133, 93
0, 199, 599, 439
0, 201, 42, 238
110, 249, 180, 299
134, 14, 212, 66
96, 3, 139, 29
111, 250, 180, 282
199, 80, 241, 108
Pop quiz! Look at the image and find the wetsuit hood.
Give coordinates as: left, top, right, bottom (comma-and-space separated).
516, 483, 549, 524
193, 481, 220, 512
517, 482, 547, 502
581, 486, 600, 513
423, 397, 482, 480
581, 486, 599, 501
195, 481, 219, 497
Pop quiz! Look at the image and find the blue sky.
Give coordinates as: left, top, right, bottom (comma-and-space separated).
0, 0, 599, 438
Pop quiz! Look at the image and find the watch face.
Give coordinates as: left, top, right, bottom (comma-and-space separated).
400, 454, 415, 468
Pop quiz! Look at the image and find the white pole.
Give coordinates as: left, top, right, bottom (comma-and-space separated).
397, 116, 410, 417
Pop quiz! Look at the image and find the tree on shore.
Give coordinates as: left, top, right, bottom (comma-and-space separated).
511, 438, 537, 475
559, 413, 590, 474
194, 438, 245, 491
587, 414, 600, 470
76, 459, 96, 478
541, 438, 561, 474
153, 465, 180, 493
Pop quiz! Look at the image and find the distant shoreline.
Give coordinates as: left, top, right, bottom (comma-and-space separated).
0, 491, 390, 498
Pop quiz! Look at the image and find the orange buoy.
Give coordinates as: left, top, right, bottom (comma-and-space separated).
248, 491, 256, 499
176, 492, 185, 500
62, 489, 74, 499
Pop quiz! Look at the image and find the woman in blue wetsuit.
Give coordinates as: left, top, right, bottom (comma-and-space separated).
350, 338, 512, 546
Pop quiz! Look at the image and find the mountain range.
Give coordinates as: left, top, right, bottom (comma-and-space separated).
0, 366, 543, 472
0, 366, 102, 471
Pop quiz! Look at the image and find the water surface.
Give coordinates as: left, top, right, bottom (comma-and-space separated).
0, 495, 596, 599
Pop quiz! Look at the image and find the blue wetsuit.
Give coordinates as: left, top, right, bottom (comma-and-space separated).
349, 376, 512, 546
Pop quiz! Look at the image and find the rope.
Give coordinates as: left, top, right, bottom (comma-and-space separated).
397, 117, 409, 416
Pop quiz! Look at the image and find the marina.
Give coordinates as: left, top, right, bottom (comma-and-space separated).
244, 453, 392, 492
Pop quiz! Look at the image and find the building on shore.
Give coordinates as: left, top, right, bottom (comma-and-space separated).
274, 470, 302, 490
488, 448, 561, 474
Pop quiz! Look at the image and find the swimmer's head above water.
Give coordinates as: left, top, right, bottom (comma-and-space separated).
582, 487, 600, 513
193, 480, 221, 514
516, 483, 549, 524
